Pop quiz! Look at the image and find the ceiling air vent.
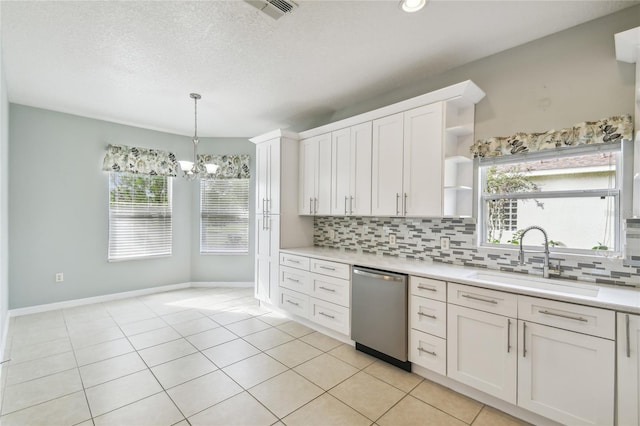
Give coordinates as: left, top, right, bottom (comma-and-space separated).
245, 0, 298, 20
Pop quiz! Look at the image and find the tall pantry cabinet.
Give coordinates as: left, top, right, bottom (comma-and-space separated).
250, 130, 313, 306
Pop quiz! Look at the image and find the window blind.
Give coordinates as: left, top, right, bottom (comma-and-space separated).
108, 172, 172, 260
200, 179, 249, 254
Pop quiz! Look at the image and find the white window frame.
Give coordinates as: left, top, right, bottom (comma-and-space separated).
108, 172, 172, 261
476, 140, 634, 255
200, 178, 250, 255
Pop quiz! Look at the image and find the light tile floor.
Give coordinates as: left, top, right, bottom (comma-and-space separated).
0, 287, 530, 425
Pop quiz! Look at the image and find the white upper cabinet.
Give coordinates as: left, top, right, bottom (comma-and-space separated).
256, 139, 280, 215
300, 133, 331, 215
372, 112, 405, 216
331, 122, 372, 216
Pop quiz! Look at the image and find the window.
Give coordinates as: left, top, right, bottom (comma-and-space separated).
108, 172, 172, 260
479, 142, 632, 253
200, 179, 249, 254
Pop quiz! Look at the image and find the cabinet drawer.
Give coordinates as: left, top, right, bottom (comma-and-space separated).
309, 297, 350, 335
410, 295, 446, 338
519, 295, 615, 339
280, 253, 310, 271
311, 274, 350, 308
448, 283, 517, 317
279, 289, 309, 319
409, 329, 446, 376
310, 259, 350, 280
410, 276, 446, 302
280, 266, 311, 294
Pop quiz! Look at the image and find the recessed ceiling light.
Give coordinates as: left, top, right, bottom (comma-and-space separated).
400, 0, 427, 13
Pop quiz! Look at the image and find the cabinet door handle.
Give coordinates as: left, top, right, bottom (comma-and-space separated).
396, 193, 400, 215
344, 196, 348, 215
319, 265, 336, 271
626, 314, 631, 358
461, 294, 498, 304
262, 198, 266, 213
417, 285, 437, 292
522, 322, 527, 358
309, 197, 313, 215
319, 311, 335, 319
417, 347, 437, 356
318, 286, 335, 292
507, 318, 512, 353
404, 193, 408, 215
417, 311, 437, 320
350, 196, 354, 215
286, 299, 299, 307
538, 310, 588, 323
266, 198, 270, 213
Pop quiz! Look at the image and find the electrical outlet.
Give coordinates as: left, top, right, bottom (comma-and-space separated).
55, 273, 64, 283
389, 234, 397, 245
328, 229, 335, 240
440, 237, 450, 250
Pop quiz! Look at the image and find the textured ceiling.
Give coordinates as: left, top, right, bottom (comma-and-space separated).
1, 0, 638, 137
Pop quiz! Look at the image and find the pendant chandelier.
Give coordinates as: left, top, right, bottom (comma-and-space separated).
178, 93, 218, 180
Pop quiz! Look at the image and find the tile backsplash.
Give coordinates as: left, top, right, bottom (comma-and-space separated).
314, 216, 640, 288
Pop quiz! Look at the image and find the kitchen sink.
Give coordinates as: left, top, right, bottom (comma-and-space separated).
466, 271, 600, 297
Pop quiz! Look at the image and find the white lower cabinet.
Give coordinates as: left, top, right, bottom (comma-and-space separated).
518, 320, 614, 426
255, 216, 279, 305
447, 303, 517, 404
617, 312, 640, 426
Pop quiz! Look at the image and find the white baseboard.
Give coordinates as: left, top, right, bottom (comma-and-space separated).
191, 281, 253, 289
0, 311, 9, 362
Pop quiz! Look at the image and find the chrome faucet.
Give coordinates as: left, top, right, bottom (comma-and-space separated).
518, 225, 552, 278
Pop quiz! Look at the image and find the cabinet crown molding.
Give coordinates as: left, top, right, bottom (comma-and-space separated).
250, 129, 300, 144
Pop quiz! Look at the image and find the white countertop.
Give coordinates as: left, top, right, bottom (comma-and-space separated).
280, 246, 640, 314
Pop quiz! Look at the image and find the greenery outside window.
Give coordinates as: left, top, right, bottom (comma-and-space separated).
200, 179, 249, 254
108, 172, 172, 261
478, 141, 633, 254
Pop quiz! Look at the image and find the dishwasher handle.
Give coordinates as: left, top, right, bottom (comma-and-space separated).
353, 268, 404, 282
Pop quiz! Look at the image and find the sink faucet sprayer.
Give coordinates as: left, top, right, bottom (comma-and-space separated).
518, 226, 555, 278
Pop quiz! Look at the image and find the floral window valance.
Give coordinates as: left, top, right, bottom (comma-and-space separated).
197, 154, 251, 179
102, 144, 179, 177
470, 114, 633, 158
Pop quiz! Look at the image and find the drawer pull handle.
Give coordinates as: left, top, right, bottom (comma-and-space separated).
538, 310, 588, 322
417, 311, 437, 320
461, 294, 498, 304
523, 322, 527, 358
417, 347, 437, 356
287, 278, 300, 283
286, 300, 300, 307
287, 259, 300, 264
318, 286, 336, 292
319, 266, 336, 271
626, 314, 631, 358
507, 318, 512, 353
319, 312, 335, 319
417, 285, 437, 292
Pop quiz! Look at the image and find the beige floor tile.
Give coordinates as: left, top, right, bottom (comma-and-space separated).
137, 338, 197, 367
74, 338, 135, 366
111, 309, 158, 326
266, 339, 322, 368
93, 391, 184, 426
11, 326, 69, 348
209, 309, 252, 326
225, 317, 272, 337
0, 390, 90, 426
167, 370, 243, 417
152, 352, 217, 389
9, 337, 73, 364
171, 316, 219, 336
277, 321, 315, 337
161, 309, 205, 325
128, 326, 182, 350
377, 395, 467, 426
364, 361, 423, 392
120, 317, 168, 336
13, 311, 65, 330
202, 338, 260, 368
328, 344, 377, 370
472, 406, 531, 426
300, 332, 343, 352
410, 379, 483, 424
242, 327, 294, 351
188, 391, 277, 426
258, 311, 290, 327
329, 371, 405, 421
6, 351, 77, 386
2, 368, 83, 415
65, 317, 117, 334
283, 393, 371, 426
171, 421, 190, 426
249, 370, 323, 418
222, 353, 288, 389
69, 325, 125, 349
79, 352, 147, 388
186, 327, 237, 350
85, 369, 162, 417
294, 353, 358, 390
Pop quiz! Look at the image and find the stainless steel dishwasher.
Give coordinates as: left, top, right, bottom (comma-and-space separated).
351, 266, 410, 371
